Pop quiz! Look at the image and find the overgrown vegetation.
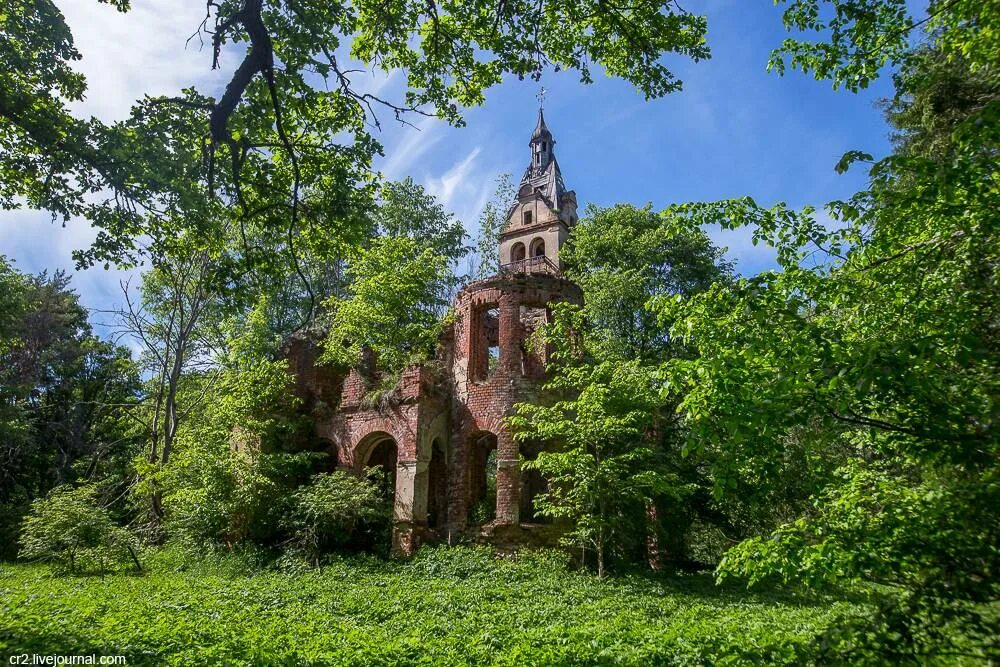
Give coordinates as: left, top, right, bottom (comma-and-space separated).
0, 547, 872, 665
1, 0, 997, 662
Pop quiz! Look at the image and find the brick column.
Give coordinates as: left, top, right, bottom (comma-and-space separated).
393, 459, 418, 523
498, 292, 522, 376
494, 430, 520, 526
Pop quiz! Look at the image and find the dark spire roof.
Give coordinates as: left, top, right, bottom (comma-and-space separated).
506, 109, 570, 218
530, 108, 552, 143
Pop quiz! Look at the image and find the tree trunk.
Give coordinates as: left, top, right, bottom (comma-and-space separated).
596, 533, 605, 579
645, 500, 663, 571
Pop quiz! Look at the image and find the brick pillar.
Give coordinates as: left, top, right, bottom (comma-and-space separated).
411, 459, 430, 525
445, 426, 469, 537
498, 293, 522, 376
392, 459, 426, 556
495, 430, 520, 526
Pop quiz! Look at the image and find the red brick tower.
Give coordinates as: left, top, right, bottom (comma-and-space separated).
444, 107, 582, 538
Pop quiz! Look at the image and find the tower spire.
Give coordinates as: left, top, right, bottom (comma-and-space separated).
496, 107, 578, 274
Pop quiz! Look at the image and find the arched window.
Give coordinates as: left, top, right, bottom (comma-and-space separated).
530, 237, 546, 258
511, 242, 526, 262
466, 432, 498, 525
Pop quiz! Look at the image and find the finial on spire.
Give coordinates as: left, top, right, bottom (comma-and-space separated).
536, 86, 547, 109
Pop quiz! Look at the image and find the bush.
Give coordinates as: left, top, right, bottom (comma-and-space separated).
19, 485, 139, 574
284, 470, 388, 563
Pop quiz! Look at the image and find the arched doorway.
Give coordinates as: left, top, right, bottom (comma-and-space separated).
511, 242, 526, 262
356, 432, 398, 501
466, 432, 498, 525
427, 438, 448, 529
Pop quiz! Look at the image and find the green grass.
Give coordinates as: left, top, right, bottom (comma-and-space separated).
0, 547, 865, 666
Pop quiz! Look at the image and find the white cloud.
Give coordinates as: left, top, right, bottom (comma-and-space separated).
425, 147, 480, 211
57, 0, 231, 121
379, 115, 445, 180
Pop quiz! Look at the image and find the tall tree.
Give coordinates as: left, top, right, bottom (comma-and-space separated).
511, 205, 732, 572
471, 173, 515, 279
0, 260, 140, 557
561, 203, 732, 363
320, 236, 452, 375
653, 38, 999, 661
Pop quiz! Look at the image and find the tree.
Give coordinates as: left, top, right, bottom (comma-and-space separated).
285, 471, 388, 564
510, 207, 731, 573
560, 203, 732, 363
117, 250, 220, 525
509, 309, 685, 577
651, 37, 999, 660
768, 0, 999, 92
471, 173, 515, 279
151, 297, 313, 549
320, 236, 452, 375
0, 260, 140, 558
0, 0, 132, 221
374, 178, 468, 266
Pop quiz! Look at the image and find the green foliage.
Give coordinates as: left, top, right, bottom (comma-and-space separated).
375, 178, 469, 267
0, 0, 129, 220
0, 259, 140, 557
511, 205, 732, 572
561, 203, 732, 362
650, 28, 999, 661
0, 549, 867, 665
472, 173, 515, 278
136, 297, 318, 548
320, 236, 452, 373
769, 0, 999, 92
510, 306, 691, 577
18, 485, 138, 574
284, 471, 388, 563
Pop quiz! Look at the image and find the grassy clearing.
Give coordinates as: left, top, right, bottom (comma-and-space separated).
0, 547, 865, 666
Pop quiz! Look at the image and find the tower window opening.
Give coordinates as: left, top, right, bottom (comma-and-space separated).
523, 210, 532, 226
530, 237, 546, 258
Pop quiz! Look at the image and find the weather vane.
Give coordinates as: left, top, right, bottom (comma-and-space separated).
536, 86, 547, 109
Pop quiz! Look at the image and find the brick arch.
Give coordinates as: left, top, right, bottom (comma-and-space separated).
353, 430, 398, 472
354, 430, 399, 502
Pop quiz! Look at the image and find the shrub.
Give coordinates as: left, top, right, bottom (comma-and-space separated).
19, 485, 139, 574
284, 470, 388, 563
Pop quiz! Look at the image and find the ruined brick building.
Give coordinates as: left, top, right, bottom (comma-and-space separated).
286, 109, 582, 553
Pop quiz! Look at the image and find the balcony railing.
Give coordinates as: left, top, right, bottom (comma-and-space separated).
499, 255, 561, 276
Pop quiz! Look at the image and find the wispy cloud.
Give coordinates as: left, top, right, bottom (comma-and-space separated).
379, 115, 445, 180
425, 147, 481, 210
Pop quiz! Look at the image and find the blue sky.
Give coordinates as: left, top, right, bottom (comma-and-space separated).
0, 0, 897, 334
